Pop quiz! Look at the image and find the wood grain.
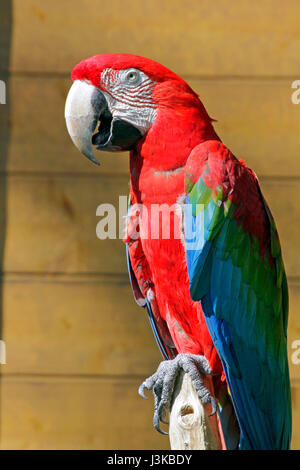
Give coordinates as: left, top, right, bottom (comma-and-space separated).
1, 275, 162, 376
291, 384, 300, 450
169, 371, 222, 450
0, 0, 299, 452
3, 174, 129, 274
1, 175, 299, 277
0, 375, 299, 449
1, 275, 299, 380
0, 375, 168, 450
8, 0, 300, 76
260, 179, 300, 279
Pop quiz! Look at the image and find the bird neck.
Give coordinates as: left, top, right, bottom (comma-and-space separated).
129, 105, 219, 202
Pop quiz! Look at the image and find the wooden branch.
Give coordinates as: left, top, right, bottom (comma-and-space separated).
169, 371, 223, 450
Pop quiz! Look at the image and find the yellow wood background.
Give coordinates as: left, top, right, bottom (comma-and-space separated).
0, 0, 299, 449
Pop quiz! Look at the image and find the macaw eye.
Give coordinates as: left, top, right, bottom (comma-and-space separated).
125, 70, 139, 84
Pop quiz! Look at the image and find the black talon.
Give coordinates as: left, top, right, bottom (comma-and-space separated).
153, 414, 168, 435
209, 397, 218, 417
138, 383, 148, 399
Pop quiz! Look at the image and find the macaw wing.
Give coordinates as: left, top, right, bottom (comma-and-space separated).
125, 200, 177, 360
126, 242, 176, 360
184, 141, 291, 450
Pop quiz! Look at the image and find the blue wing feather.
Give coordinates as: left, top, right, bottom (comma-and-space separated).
184, 159, 291, 450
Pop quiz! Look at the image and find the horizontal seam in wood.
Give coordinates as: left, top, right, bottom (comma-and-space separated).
0, 272, 299, 285
0, 372, 148, 382
0, 172, 299, 183
0, 373, 299, 387
0, 70, 298, 81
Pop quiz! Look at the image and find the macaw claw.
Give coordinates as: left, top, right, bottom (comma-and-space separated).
138, 353, 217, 435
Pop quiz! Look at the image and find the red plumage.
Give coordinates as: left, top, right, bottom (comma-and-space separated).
72, 54, 249, 392
72, 54, 273, 393
67, 53, 291, 449
122, 60, 225, 389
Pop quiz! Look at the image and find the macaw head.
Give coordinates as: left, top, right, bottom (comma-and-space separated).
65, 53, 213, 165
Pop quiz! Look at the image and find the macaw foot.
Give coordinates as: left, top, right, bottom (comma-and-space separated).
138, 353, 217, 434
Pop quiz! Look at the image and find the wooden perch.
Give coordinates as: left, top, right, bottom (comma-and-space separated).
169, 371, 223, 450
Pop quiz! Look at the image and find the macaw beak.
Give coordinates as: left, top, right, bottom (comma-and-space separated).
65, 80, 142, 165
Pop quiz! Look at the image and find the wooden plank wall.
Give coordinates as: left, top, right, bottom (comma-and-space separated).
0, 0, 299, 449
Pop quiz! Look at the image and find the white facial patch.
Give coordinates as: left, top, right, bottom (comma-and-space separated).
100, 68, 157, 135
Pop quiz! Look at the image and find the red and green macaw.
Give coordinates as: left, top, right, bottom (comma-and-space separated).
65, 53, 292, 450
